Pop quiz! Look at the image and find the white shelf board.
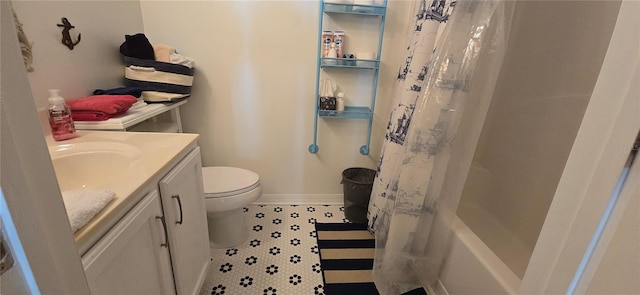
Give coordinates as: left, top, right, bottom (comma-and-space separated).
73, 100, 187, 131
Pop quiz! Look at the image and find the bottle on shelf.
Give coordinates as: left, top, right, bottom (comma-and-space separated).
322, 30, 334, 57
336, 92, 345, 113
327, 42, 338, 64
47, 89, 77, 141
334, 30, 345, 59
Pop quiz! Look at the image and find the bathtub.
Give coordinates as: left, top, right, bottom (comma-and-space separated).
432, 216, 521, 295
429, 163, 522, 294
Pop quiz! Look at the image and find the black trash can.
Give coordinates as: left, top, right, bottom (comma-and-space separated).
341, 167, 376, 224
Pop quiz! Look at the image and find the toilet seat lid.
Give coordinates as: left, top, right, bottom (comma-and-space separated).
202, 166, 260, 198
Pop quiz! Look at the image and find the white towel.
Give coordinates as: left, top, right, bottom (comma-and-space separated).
153, 44, 174, 63
128, 100, 148, 111
141, 91, 189, 102
61, 189, 116, 232
169, 53, 195, 69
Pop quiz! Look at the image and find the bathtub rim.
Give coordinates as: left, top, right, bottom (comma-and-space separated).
432, 216, 521, 295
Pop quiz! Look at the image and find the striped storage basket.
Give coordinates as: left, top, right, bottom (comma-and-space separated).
123, 56, 194, 103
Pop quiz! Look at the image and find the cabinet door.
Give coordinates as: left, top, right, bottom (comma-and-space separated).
82, 191, 175, 295
159, 147, 210, 295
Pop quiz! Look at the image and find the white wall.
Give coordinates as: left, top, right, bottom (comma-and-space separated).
12, 0, 145, 131
12, 0, 414, 196
140, 1, 413, 195
457, 0, 621, 278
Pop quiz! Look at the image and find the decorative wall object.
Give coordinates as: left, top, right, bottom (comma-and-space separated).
57, 17, 81, 50
12, 5, 34, 72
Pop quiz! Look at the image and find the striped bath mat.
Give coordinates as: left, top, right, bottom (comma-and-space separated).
315, 223, 428, 295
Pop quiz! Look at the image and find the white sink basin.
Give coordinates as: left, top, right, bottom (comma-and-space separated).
49, 142, 142, 191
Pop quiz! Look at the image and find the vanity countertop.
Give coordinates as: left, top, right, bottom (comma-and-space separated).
46, 130, 199, 255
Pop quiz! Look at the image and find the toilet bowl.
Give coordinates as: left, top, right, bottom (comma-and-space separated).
202, 166, 262, 248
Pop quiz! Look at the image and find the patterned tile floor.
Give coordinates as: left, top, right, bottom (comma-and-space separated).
199, 204, 348, 295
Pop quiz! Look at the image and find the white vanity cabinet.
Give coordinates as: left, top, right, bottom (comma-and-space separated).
159, 147, 210, 295
81, 145, 210, 295
82, 190, 175, 295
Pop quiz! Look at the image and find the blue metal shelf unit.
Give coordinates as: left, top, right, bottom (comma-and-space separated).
308, 0, 387, 155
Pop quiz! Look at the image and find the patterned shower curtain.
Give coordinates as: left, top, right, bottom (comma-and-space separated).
368, 0, 455, 233
367, 0, 513, 293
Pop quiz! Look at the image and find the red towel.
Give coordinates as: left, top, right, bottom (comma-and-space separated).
67, 95, 138, 115
71, 111, 110, 121
71, 109, 130, 121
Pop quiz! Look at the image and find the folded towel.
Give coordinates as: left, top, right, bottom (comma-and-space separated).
67, 95, 138, 115
61, 189, 116, 232
153, 44, 174, 63
71, 111, 110, 121
169, 53, 195, 69
93, 87, 143, 98
128, 100, 148, 111
142, 91, 189, 103
119, 33, 155, 60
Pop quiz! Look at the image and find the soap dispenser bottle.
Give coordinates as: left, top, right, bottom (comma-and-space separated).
47, 89, 76, 141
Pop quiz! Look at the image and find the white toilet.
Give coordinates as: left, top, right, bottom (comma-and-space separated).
202, 166, 262, 248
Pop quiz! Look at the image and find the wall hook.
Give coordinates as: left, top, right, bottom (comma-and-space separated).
57, 17, 81, 50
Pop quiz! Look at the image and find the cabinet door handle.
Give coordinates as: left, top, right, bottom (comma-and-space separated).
172, 194, 184, 225
156, 216, 169, 248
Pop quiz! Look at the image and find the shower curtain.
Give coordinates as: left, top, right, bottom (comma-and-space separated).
367, 0, 513, 293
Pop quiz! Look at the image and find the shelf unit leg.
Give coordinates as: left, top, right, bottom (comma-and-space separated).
361, 12, 385, 156
360, 145, 369, 155
170, 107, 183, 133
309, 0, 325, 155
309, 143, 319, 154
361, 117, 374, 155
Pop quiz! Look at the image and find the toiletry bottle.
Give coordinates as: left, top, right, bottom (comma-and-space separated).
336, 92, 345, 113
327, 42, 338, 65
322, 30, 334, 57
334, 31, 345, 59
47, 89, 77, 141
328, 42, 337, 58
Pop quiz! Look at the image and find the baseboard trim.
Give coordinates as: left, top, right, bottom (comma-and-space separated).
255, 194, 343, 205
